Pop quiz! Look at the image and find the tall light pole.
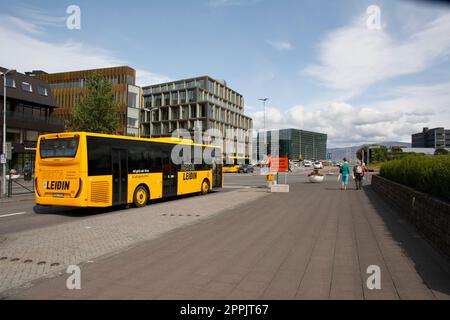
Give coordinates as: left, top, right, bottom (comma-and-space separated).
1, 69, 16, 198
258, 98, 269, 162
258, 98, 269, 131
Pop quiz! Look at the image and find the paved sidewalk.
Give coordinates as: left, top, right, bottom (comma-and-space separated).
6, 179, 450, 300
0, 193, 34, 204
0, 189, 268, 295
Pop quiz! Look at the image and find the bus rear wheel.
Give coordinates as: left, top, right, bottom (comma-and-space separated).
133, 186, 149, 207
200, 179, 210, 195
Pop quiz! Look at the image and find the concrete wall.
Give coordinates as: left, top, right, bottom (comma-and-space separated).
372, 175, 450, 258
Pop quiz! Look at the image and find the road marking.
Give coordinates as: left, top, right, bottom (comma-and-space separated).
0, 212, 27, 218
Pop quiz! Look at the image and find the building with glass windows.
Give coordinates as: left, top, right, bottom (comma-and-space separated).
0, 67, 63, 174
412, 127, 450, 149
256, 128, 328, 161
30, 66, 141, 136
141, 76, 253, 162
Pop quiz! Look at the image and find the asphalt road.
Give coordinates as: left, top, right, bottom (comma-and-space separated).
0, 167, 336, 236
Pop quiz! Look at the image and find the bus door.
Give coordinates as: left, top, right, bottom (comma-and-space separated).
212, 162, 222, 188
112, 149, 128, 205
162, 163, 177, 197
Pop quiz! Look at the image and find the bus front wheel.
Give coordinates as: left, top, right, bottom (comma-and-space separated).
133, 185, 149, 207
200, 179, 210, 195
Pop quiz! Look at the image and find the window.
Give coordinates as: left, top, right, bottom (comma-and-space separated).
171, 92, 178, 104
198, 80, 205, 89
164, 93, 170, 106
40, 137, 79, 159
87, 138, 111, 175
21, 82, 33, 92
175, 82, 185, 90
37, 86, 48, 96
25, 130, 39, 142
144, 96, 152, 108
161, 108, 169, 121
180, 92, 186, 103
188, 90, 195, 102
5, 77, 15, 88
155, 94, 162, 107
6, 128, 21, 143
182, 106, 189, 119
171, 107, 179, 120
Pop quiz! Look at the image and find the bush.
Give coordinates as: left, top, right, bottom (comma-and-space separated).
380, 155, 450, 202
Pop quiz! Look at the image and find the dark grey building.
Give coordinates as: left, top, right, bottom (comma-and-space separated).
255, 128, 328, 161
141, 76, 253, 161
0, 67, 63, 174
412, 127, 450, 149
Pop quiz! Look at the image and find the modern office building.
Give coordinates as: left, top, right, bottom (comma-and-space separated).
412, 127, 450, 149
256, 128, 328, 161
29, 66, 141, 136
141, 76, 253, 161
0, 67, 64, 174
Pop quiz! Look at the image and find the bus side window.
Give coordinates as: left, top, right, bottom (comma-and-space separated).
87, 139, 111, 176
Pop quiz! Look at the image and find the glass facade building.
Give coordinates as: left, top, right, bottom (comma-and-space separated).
256, 129, 328, 161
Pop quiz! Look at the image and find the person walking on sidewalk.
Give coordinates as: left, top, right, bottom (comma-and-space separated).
340, 158, 351, 191
353, 160, 365, 190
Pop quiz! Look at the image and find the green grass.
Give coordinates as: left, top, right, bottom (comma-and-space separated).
380, 155, 450, 202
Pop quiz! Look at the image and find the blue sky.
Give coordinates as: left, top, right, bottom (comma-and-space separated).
1, 0, 450, 147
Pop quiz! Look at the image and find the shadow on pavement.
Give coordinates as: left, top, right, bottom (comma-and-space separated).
32, 191, 221, 217
363, 185, 450, 297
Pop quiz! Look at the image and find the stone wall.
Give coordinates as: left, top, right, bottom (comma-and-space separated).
372, 174, 450, 258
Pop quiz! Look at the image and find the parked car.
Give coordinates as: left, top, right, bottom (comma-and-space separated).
238, 164, 254, 174
303, 160, 312, 167
313, 161, 324, 170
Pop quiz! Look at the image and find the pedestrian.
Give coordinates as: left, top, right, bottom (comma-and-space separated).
340, 158, 351, 190
353, 160, 365, 190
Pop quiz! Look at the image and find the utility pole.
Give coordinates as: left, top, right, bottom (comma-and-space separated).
1, 69, 16, 198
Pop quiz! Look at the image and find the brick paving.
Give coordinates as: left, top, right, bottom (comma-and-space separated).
5, 178, 450, 300
0, 189, 268, 295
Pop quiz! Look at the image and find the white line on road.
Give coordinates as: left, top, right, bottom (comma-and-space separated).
0, 212, 27, 218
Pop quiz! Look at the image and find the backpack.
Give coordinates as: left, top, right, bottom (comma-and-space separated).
356, 166, 362, 174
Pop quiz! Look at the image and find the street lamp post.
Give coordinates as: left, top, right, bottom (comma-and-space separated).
258, 98, 269, 162
1, 69, 16, 198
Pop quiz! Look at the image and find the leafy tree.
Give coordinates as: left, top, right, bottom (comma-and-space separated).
66, 74, 120, 134
356, 145, 388, 163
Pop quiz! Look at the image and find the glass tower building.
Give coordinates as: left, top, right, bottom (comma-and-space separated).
256, 128, 327, 161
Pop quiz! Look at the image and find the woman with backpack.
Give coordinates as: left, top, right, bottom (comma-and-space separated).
353, 160, 365, 190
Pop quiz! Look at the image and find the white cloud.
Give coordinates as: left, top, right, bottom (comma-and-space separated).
266, 40, 294, 51
0, 15, 169, 87
249, 82, 450, 147
304, 12, 450, 97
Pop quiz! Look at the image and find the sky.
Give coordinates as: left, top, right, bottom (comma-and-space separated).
1, 0, 450, 147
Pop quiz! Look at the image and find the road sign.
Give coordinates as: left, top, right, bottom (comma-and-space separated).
270, 157, 289, 172
0, 154, 6, 164
327, 153, 332, 160
5, 142, 12, 160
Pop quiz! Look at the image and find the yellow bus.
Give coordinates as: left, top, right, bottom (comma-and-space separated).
35, 132, 223, 208
222, 156, 246, 173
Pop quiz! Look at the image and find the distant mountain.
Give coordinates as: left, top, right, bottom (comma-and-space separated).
326, 141, 411, 162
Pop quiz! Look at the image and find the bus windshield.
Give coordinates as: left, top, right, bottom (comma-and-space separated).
40, 137, 79, 158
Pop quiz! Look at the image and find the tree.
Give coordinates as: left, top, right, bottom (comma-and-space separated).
356, 145, 388, 163
66, 74, 120, 134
